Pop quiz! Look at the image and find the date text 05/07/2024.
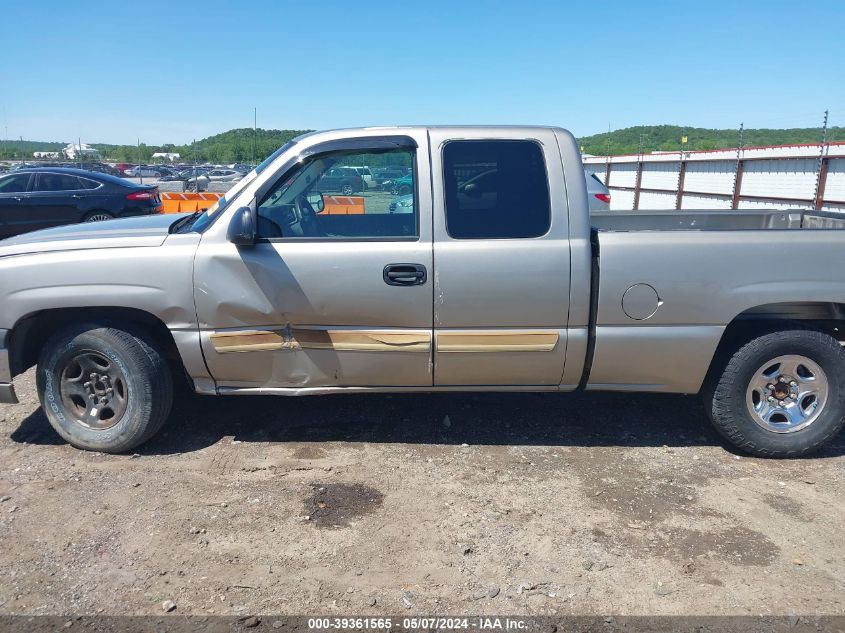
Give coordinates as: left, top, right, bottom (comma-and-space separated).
306, 617, 528, 630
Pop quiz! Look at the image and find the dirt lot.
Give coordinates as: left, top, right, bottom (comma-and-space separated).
0, 368, 843, 617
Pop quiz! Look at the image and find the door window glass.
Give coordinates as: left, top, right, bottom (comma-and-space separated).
257, 148, 416, 239
79, 177, 102, 190
443, 140, 550, 239
0, 174, 31, 193
34, 174, 84, 192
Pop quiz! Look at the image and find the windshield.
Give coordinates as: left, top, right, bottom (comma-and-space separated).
187, 140, 297, 233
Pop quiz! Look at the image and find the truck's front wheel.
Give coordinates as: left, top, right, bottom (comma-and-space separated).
36, 324, 173, 453
706, 328, 845, 457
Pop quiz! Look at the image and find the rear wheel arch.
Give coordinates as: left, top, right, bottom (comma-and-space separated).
703, 301, 845, 393
82, 210, 115, 222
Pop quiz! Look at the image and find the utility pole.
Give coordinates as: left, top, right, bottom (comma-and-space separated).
138, 138, 143, 185
677, 128, 689, 210
634, 133, 647, 210
731, 123, 744, 208
813, 109, 830, 209
253, 107, 257, 165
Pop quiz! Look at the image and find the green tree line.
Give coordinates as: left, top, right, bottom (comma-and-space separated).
577, 124, 842, 156
0, 128, 312, 163
3, 124, 842, 162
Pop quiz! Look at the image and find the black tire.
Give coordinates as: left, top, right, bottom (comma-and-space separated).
36, 324, 173, 453
397, 184, 412, 196
705, 328, 845, 457
341, 183, 354, 196
83, 211, 114, 223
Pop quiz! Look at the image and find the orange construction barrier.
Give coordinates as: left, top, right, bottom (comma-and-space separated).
319, 195, 365, 215
160, 192, 225, 214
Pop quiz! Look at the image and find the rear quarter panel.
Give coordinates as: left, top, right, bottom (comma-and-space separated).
588, 229, 845, 392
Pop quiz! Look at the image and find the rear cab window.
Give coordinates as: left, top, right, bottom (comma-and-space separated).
442, 140, 551, 239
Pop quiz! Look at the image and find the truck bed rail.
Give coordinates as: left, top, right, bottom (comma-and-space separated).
591, 209, 845, 232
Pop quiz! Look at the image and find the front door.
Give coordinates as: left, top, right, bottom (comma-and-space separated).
428, 129, 572, 386
0, 173, 34, 238
194, 133, 434, 390
26, 172, 88, 233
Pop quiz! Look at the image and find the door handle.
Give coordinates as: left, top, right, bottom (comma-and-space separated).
383, 263, 427, 286
12, 196, 22, 202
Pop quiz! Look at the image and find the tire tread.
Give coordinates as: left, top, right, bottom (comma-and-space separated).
706, 328, 845, 458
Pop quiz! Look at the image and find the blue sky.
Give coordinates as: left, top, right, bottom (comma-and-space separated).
1, 0, 842, 144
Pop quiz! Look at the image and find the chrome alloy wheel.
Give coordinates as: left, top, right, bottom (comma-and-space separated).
85, 213, 112, 222
59, 351, 128, 430
745, 354, 828, 433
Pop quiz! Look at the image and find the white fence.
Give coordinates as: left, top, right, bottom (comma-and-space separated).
583, 142, 845, 213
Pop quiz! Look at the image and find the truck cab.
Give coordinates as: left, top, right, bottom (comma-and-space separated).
193, 127, 588, 392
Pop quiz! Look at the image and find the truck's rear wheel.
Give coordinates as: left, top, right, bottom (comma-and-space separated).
36, 324, 173, 453
705, 329, 845, 457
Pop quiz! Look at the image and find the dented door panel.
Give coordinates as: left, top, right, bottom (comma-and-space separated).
194, 239, 433, 388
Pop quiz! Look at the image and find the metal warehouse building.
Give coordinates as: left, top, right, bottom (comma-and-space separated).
583, 142, 845, 212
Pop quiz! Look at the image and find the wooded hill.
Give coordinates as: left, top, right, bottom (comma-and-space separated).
2, 124, 841, 161
578, 124, 840, 156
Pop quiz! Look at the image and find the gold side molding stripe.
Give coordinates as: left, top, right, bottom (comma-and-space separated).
437, 331, 559, 353
210, 329, 431, 353
210, 330, 290, 353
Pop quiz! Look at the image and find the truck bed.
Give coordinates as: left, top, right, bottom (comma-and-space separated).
585, 210, 845, 393
590, 209, 845, 232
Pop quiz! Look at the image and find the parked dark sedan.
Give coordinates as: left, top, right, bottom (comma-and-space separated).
315, 167, 363, 195
0, 168, 163, 239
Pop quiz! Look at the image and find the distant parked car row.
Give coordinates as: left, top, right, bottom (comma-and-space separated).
319, 165, 413, 195
7, 161, 123, 177
0, 167, 162, 239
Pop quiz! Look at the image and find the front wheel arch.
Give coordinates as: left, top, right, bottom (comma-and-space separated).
9, 307, 185, 381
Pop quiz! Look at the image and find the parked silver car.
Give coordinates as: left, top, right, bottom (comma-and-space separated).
586, 171, 610, 211
388, 193, 414, 213
124, 165, 165, 178
205, 169, 244, 182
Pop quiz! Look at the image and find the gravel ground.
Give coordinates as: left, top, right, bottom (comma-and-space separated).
1, 368, 844, 616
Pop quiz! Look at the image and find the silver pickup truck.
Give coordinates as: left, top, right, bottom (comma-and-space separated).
2, 126, 845, 457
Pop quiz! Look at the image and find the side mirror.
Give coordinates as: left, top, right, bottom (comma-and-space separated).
462, 183, 481, 197
227, 206, 256, 247
307, 192, 325, 212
